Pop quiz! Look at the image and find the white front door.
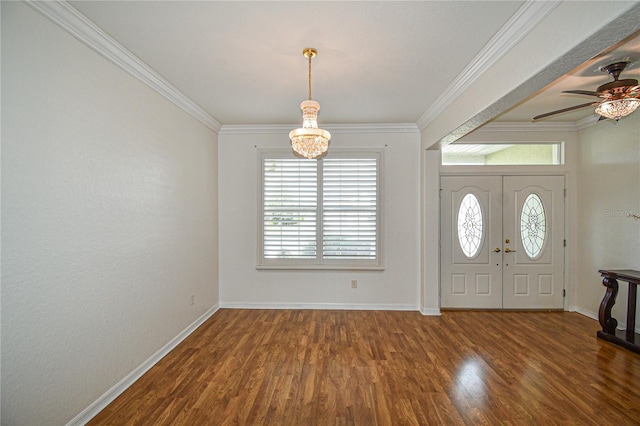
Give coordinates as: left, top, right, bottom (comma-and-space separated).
441, 175, 565, 309
440, 176, 503, 309
502, 176, 565, 309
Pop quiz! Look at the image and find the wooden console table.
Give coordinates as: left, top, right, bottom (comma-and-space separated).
597, 269, 640, 354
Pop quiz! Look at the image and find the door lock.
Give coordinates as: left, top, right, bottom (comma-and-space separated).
493, 248, 501, 252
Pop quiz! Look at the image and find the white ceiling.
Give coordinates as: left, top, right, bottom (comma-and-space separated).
68, 1, 639, 128
70, 1, 523, 125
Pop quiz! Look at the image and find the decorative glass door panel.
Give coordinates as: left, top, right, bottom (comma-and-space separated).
457, 193, 484, 259
520, 193, 546, 259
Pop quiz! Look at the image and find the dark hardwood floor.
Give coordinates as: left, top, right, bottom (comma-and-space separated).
89, 309, 640, 425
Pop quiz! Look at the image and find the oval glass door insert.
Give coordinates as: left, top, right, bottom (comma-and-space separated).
457, 193, 483, 258
520, 193, 546, 258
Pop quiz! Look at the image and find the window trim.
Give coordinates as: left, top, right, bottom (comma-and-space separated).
257, 148, 384, 271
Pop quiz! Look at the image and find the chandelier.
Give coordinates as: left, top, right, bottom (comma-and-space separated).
595, 98, 640, 121
289, 48, 331, 159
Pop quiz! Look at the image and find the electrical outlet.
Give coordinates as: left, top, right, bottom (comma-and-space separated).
351, 280, 358, 288
190, 294, 195, 305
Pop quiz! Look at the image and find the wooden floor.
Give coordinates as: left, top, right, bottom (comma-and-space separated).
90, 310, 640, 425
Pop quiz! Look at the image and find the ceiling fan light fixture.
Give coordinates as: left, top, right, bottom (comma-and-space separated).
533, 61, 640, 122
595, 98, 640, 121
289, 48, 331, 159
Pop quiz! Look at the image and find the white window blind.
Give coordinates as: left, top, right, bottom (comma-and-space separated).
263, 158, 317, 259
259, 150, 382, 269
323, 158, 377, 260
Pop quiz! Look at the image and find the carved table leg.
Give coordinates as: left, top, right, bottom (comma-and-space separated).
598, 276, 618, 335
626, 283, 637, 343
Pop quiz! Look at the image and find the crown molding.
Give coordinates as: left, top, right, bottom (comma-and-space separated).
575, 115, 600, 131
416, 1, 561, 130
436, 2, 640, 147
218, 125, 293, 135
219, 123, 420, 135
325, 123, 420, 134
26, 0, 222, 133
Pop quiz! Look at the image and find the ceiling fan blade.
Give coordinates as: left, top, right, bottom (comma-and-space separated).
533, 102, 599, 120
561, 90, 603, 97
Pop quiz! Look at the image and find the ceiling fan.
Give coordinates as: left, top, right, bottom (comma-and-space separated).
533, 61, 640, 121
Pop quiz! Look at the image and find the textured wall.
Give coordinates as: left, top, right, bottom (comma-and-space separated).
218, 130, 421, 309
1, 3, 218, 424
576, 114, 640, 321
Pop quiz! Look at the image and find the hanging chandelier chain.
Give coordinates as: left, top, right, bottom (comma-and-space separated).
302, 47, 317, 101
308, 53, 312, 100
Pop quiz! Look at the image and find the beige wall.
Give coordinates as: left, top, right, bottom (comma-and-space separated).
576, 114, 640, 323
218, 129, 421, 310
1, 3, 219, 424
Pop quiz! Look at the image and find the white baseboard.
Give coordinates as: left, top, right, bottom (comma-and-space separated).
219, 302, 419, 311
573, 306, 597, 321
572, 306, 640, 334
66, 304, 220, 426
420, 308, 442, 316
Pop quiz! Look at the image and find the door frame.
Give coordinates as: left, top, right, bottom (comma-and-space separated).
438, 169, 570, 311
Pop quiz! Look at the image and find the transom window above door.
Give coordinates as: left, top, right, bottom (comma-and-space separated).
442, 142, 564, 165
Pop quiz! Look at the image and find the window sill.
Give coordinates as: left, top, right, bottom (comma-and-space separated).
256, 264, 385, 272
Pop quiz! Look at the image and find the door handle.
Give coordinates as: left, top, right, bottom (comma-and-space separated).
504, 248, 517, 253
493, 248, 501, 252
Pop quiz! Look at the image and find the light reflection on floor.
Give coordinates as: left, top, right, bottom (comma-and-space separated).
454, 357, 486, 405
453, 355, 548, 417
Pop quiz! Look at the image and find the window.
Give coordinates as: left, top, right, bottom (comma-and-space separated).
258, 150, 382, 269
442, 142, 564, 165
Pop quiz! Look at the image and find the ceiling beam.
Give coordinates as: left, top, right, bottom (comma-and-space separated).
422, 2, 640, 149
